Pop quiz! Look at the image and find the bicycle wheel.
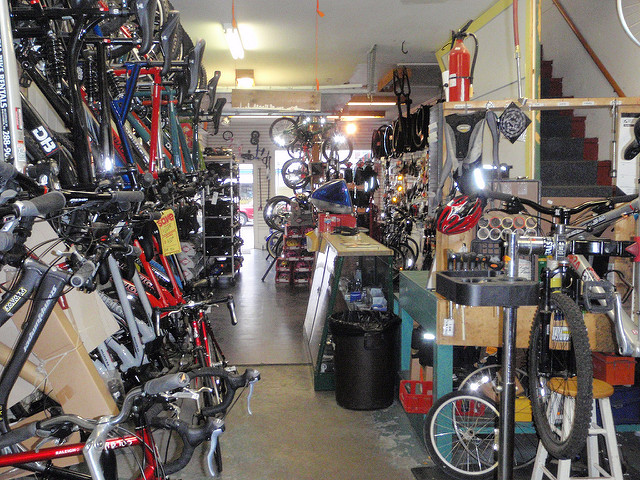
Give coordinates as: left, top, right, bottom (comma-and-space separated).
266, 231, 284, 258
528, 292, 592, 460
263, 196, 292, 231
398, 242, 417, 270
269, 117, 298, 147
617, 0, 640, 47
392, 118, 405, 157
281, 158, 310, 190
424, 391, 499, 480
458, 365, 537, 470
321, 134, 353, 164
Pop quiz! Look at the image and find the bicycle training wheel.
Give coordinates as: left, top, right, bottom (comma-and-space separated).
269, 117, 298, 147
424, 391, 499, 479
321, 134, 353, 164
617, 0, 640, 47
528, 292, 592, 460
281, 158, 310, 190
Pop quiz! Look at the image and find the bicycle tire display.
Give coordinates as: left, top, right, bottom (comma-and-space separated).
281, 158, 311, 190
321, 134, 353, 164
263, 195, 292, 231
528, 292, 592, 460
269, 117, 298, 147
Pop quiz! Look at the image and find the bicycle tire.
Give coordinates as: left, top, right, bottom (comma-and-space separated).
617, 0, 640, 47
281, 158, 310, 190
321, 134, 353, 164
382, 125, 393, 158
398, 242, 417, 270
392, 118, 405, 157
269, 117, 298, 147
528, 292, 592, 460
424, 391, 499, 480
404, 236, 420, 262
263, 196, 292, 231
266, 231, 283, 258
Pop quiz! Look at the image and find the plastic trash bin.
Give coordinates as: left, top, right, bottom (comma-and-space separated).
329, 310, 401, 410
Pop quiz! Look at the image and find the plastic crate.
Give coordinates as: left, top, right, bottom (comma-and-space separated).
596, 385, 640, 425
593, 352, 636, 386
399, 380, 433, 414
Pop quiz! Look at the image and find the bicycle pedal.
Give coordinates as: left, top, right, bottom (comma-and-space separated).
582, 280, 616, 313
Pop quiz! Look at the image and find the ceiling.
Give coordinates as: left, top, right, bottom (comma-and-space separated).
171, 0, 496, 116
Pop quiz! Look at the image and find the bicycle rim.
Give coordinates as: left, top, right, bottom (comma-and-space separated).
618, 0, 640, 47
528, 292, 592, 459
321, 134, 353, 164
269, 117, 297, 147
281, 158, 310, 189
263, 196, 292, 231
424, 391, 498, 480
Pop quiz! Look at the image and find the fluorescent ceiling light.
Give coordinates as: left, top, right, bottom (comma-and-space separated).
236, 69, 254, 88
327, 115, 385, 120
223, 23, 244, 60
347, 94, 397, 106
347, 101, 397, 106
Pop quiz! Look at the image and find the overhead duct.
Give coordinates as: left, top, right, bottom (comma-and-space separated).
367, 44, 377, 95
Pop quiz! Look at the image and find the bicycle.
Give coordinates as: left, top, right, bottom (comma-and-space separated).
478, 188, 640, 459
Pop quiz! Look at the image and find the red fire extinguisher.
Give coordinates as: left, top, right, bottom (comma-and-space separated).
448, 20, 479, 102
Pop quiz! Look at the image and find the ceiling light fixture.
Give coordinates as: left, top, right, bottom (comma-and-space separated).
236, 69, 254, 88
223, 23, 244, 59
327, 115, 385, 120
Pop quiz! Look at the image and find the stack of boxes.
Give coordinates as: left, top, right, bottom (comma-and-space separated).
275, 225, 315, 285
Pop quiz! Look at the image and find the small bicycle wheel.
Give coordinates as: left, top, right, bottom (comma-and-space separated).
263, 196, 292, 231
269, 117, 298, 147
424, 391, 499, 480
281, 158, 310, 190
617, 0, 640, 47
321, 134, 353, 164
528, 292, 592, 460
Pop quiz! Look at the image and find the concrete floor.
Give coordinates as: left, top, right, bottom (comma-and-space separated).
199, 246, 431, 479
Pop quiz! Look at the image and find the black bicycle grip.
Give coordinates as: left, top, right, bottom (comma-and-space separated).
226, 295, 238, 325
0, 421, 38, 449
18, 191, 66, 216
134, 0, 157, 57
144, 371, 190, 395
187, 39, 206, 95
111, 190, 145, 203
608, 194, 639, 205
70, 260, 96, 288
160, 11, 180, 76
0, 161, 17, 183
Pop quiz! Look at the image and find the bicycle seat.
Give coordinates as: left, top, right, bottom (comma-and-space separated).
623, 119, 640, 160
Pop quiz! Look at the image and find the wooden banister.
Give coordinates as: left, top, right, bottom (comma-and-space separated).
551, 0, 625, 97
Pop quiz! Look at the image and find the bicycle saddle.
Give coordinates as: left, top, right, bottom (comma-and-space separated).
623, 119, 640, 160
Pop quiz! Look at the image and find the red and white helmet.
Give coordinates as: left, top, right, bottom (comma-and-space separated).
436, 195, 482, 235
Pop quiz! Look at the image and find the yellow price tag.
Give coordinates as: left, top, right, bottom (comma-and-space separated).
154, 209, 181, 256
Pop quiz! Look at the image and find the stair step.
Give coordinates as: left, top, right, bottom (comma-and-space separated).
542, 77, 563, 98
584, 138, 598, 161
541, 137, 584, 161
541, 115, 586, 139
542, 185, 620, 198
541, 60, 553, 79
597, 160, 612, 186
541, 160, 597, 185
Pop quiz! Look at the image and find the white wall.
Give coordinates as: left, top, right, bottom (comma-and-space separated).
541, 0, 639, 162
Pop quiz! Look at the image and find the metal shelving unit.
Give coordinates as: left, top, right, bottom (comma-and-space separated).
202, 155, 242, 283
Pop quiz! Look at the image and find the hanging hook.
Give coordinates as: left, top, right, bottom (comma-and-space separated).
401, 41, 408, 55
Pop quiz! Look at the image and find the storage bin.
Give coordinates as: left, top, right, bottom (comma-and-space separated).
597, 385, 640, 425
399, 380, 433, 414
593, 352, 636, 386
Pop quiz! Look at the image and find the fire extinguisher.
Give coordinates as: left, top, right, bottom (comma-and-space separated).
447, 20, 479, 102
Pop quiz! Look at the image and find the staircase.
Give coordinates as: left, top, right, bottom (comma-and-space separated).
539, 56, 616, 198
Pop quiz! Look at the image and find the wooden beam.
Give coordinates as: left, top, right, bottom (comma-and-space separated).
231, 89, 321, 111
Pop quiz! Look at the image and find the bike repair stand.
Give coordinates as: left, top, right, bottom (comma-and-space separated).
436, 232, 538, 480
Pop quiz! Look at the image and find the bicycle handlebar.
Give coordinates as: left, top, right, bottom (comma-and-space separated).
15, 191, 66, 217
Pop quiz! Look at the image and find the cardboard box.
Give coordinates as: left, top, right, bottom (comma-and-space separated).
434, 293, 615, 352
409, 357, 433, 383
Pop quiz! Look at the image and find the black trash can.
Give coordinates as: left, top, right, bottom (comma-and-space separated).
329, 310, 401, 410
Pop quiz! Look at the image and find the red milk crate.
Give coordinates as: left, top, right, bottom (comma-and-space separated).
399, 380, 433, 414
593, 352, 636, 386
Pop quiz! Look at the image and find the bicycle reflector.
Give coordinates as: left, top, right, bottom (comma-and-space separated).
310, 179, 353, 214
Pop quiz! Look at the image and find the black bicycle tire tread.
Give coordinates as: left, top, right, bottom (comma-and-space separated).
263, 196, 291, 231
281, 158, 310, 190
528, 292, 592, 460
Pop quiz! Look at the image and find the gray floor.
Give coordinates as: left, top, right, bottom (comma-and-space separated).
200, 246, 431, 479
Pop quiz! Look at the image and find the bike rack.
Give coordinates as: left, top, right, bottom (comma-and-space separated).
435, 233, 538, 480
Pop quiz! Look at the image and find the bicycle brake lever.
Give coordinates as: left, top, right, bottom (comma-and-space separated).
206, 424, 224, 477
246, 378, 259, 415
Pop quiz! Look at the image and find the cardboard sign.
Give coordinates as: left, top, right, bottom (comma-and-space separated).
155, 209, 181, 256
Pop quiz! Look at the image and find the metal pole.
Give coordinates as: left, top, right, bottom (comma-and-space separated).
498, 232, 519, 480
